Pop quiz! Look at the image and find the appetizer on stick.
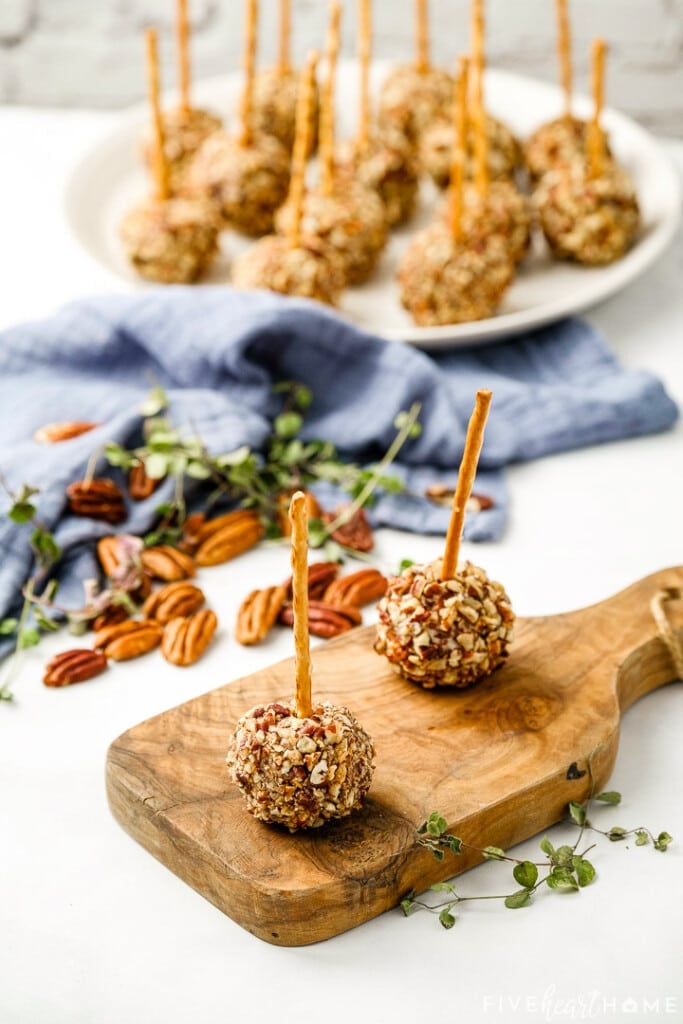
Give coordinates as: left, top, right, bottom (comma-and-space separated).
378, 0, 454, 142
251, 0, 320, 153
142, 0, 222, 192
535, 39, 640, 266
121, 29, 219, 283
398, 57, 514, 325
375, 391, 514, 689
226, 492, 375, 831
187, 0, 290, 236
233, 51, 345, 305
275, 1, 387, 284
335, 0, 419, 227
419, 0, 520, 188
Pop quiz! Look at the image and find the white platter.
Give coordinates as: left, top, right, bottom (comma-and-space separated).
63, 62, 681, 350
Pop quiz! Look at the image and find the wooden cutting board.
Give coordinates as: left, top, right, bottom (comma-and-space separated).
106, 567, 682, 946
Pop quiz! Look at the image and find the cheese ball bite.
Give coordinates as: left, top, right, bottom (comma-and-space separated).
375, 559, 514, 689
420, 114, 521, 189
525, 115, 588, 182
120, 196, 219, 284
534, 161, 640, 265
379, 65, 454, 142
143, 106, 222, 192
251, 66, 319, 154
439, 180, 532, 265
226, 699, 375, 831
232, 234, 345, 305
336, 126, 420, 227
187, 131, 291, 237
397, 221, 514, 326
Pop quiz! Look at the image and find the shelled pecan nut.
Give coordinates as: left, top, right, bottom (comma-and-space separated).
92, 603, 130, 632
128, 462, 160, 501
279, 599, 362, 639
322, 507, 374, 552
194, 510, 264, 567
281, 560, 340, 600
141, 544, 196, 581
97, 536, 121, 578
34, 421, 99, 444
177, 512, 207, 554
67, 478, 127, 525
93, 619, 163, 660
161, 609, 218, 666
43, 649, 108, 688
424, 483, 494, 512
323, 568, 388, 607
276, 490, 322, 537
143, 581, 206, 624
235, 585, 288, 645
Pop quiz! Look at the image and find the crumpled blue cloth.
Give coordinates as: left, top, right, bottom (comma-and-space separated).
0, 287, 677, 625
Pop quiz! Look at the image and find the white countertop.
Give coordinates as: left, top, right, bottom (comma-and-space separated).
1, 110, 682, 1024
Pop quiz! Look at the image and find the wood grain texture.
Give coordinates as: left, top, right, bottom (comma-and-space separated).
106, 567, 683, 946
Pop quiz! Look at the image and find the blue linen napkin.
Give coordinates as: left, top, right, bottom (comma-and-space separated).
0, 287, 677, 627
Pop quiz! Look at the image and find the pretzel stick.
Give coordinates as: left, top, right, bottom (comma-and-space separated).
471, 0, 489, 197
415, 0, 430, 74
587, 37, 606, 179
290, 491, 313, 719
145, 28, 170, 201
556, 0, 573, 118
277, 0, 291, 76
357, 0, 372, 150
287, 50, 319, 247
239, 0, 258, 147
441, 389, 492, 581
319, 1, 341, 196
449, 55, 469, 241
176, 0, 191, 112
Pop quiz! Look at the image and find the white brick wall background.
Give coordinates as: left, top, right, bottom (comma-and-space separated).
0, 1, 681, 135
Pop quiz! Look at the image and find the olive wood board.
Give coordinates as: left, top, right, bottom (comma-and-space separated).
106, 567, 682, 946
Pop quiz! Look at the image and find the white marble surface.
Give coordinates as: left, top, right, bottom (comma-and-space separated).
1, 108, 683, 1024
0, 0, 682, 137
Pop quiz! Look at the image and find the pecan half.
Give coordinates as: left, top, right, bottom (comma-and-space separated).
322, 507, 374, 552
67, 478, 126, 525
93, 619, 163, 660
34, 421, 99, 444
143, 581, 206, 623
43, 649, 108, 688
141, 545, 195, 581
177, 512, 207, 555
281, 560, 340, 600
195, 510, 264, 567
425, 483, 494, 512
97, 536, 121, 578
235, 585, 288, 645
323, 568, 388, 607
161, 609, 218, 666
92, 603, 130, 632
128, 463, 160, 501
279, 599, 362, 638
276, 490, 322, 537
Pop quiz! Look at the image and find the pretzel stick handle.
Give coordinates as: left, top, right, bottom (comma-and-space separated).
145, 28, 170, 201
449, 55, 469, 241
556, 0, 573, 117
415, 0, 430, 73
587, 37, 606, 179
319, 1, 341, 196
239, 0, 258, 147
441, 389, 492, 581
471, 0, 489, 196
290, 491, 313, 719
176, 0, 191, 111
357, 0, 372, 149
278, 0, 291, 76
287, 50, 319, 247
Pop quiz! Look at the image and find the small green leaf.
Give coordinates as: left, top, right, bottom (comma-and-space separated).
513, 861, 538, 888
144, 453, 170, 480
30, 528, 61, 567
431, 848, 445, 862
186, 460, 211, 480
18, 628, 40, 650
400, 898, 415, 917
398, 559, 414, 573
540, 836, 555, 857
654, 831, 672, 852
431, 882, 456, 894
635, 830, 650, 847
505, 889, 532, 909
139, 385, 168, 417
416, 821, 428, 835
595, 791, 622, 805
607, 827, 628, 842
574, 858, 596, 887
0, 618, 18, 635
546, 867, 579, 891
33, 607, 60, 633
214, 446, 252, 468
274, 412, 303, 439
482, 846, 506, 861
447, 836, 463, 855
426, 812, 448, 836
438, 908, 456, 929
9, 501, 37, 524
553, 845, 575, 868
568, 801, 587, 826
104, 444, 136, 470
